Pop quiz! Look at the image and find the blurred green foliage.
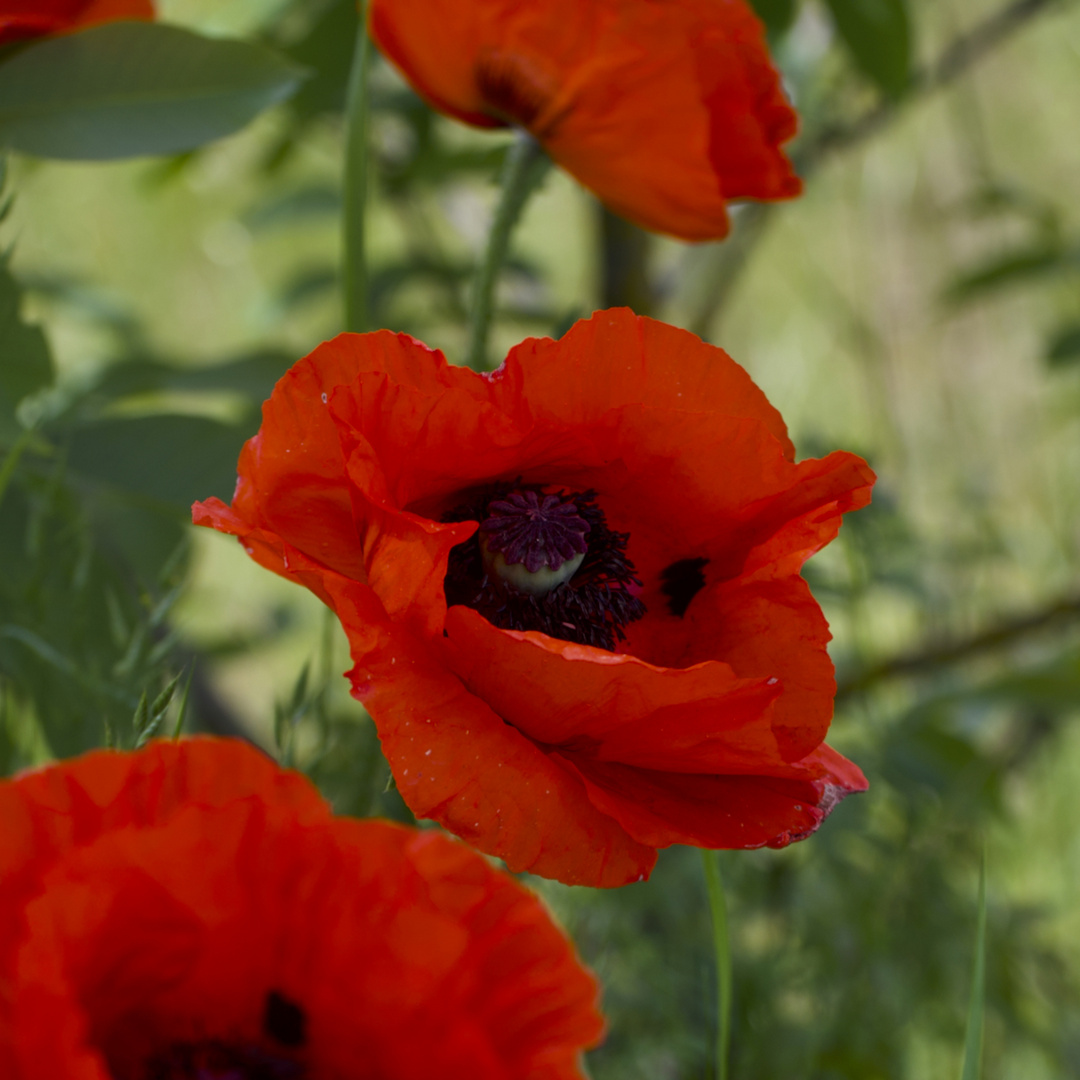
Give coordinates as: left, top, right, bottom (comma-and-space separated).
0, 22, 306, 160
1, 0, 1079, 1077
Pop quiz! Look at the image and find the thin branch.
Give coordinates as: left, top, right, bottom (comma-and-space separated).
836, 593, 1080, 700
803, 0, 1070, 166
684, 0, 1069, 338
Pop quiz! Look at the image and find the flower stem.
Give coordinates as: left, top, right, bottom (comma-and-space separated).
0, 425, 36, 515
342, 2, 373, 334
465, 132, 550, 370
959, 852, 988, 1080
702, 850, 733, 1080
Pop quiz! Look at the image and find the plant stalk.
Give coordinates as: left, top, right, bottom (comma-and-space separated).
465, 132, 549, 369
342, 3, 373, 334
959, 854, 988, 1080
702, 850, 733, 1080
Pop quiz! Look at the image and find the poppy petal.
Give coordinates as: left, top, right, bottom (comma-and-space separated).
442, 605, 789, 775
330, 575, 659, 888
501, 309, 793, 456
561, 740, 866, 851
186, 504, 656, 888
368, 0, 500, 128
368, 0, 799, 239
3, 743, 603, 1079
538, 0, 801, 239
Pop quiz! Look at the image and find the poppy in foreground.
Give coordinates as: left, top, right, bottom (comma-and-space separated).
0, 0, 153, 45
0, 738, 603, 1078
368, 0, 801, 241
194, 309, 876, 888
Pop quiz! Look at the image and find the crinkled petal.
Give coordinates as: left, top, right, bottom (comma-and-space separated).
368, 0, 499, 128
499, 309, 793, 455
5, 766, 602, 1079
562, 740, 867, 851
186, 506, 655, 887
443, 605, 786, 775
0, 738, 328, 1079
685, 576, 838, 762
539, 0, 800, 238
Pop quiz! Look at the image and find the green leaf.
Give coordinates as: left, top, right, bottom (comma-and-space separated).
244, 185, 341, 231
944, 243, 1075, 305
93, 350, 292, 404
1046, 324, 1080, 368
0, 22, 307, 161
280, 0, 358, 123
0, 259, 53, 438
132, 690, 150, 738
959, 856, 987, 1080
134, 668, 184, 748
748, 0, 799, 38
823, 0, 913, 98
172, 664, 195, 740
66, 414, 252, 511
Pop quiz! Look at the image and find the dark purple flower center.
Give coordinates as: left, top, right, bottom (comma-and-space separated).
142, 992, 306, 1080
444, 482, 645, 651
143, 1042, 303, 1080
480, 490, 590, 574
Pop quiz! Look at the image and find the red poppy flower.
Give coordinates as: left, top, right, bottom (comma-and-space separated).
0, 0, 154, 45
0, 737, 603, 1079
367, 0, 801, 241
193, 308, 875, 888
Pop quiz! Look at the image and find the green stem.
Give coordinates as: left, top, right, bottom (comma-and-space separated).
465, 132, 550, 370
959, 853, 988, 1080
0, 426, 35, 515
702, 850, 733, 1080
342, 3, 373, 334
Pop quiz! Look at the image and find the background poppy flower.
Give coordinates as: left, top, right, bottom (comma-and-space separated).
0, 0, 154, 45
367, 0, 802, 241
194, 309, 875, 888
0, 737, 603, 1079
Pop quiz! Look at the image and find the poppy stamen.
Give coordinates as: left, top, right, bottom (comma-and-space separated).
480, 490, 590, 596
143, 1039, 304, 1079
444, 482, 645, 651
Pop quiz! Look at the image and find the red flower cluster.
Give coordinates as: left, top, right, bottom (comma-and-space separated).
0, 738, 603, 1079
0, 0, 153, 45
368, 0, 801, 240
194, 309, 875, 888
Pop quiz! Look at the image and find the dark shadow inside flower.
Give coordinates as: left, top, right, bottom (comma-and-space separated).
144, 1037, 303, 1079
474, 46, 556, 129
659, 557, 710, 618
264, 991, 307, 1049
442, 479, 645, 651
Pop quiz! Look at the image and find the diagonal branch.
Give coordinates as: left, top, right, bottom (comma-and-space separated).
803, 0, 1071, 167
836, 592, 1080, 700
685, 0, 1071, 338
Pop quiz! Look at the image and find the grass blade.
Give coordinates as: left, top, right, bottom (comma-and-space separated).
702, 850, 733, 1080
960, 853, 988, 1080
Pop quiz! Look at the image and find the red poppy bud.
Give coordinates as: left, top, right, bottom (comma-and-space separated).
194, 309, 876, 888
